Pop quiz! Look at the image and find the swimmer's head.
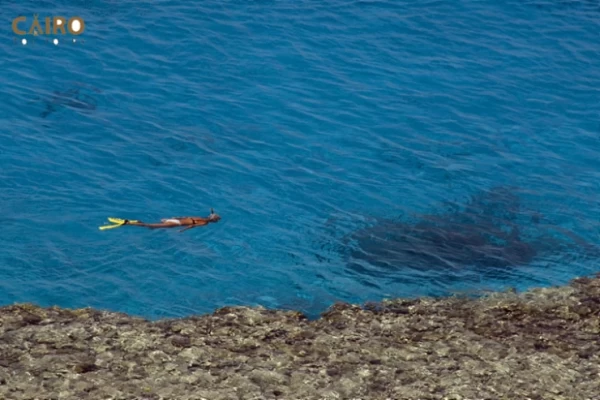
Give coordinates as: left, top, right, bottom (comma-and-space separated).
208, 208, 221, 222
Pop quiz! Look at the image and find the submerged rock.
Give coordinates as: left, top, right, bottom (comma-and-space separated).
37, 83, 100, 118
332, 186, 600, 284
1, 275, 600, 399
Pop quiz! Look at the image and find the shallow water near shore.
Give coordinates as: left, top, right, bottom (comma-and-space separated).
1, 0, 600, 319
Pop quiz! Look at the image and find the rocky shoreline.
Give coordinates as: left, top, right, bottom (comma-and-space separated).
1, 275, 600, 400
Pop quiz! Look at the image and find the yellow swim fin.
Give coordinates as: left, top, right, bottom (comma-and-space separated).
99, 217, 139, 231
99, 223, 123, 230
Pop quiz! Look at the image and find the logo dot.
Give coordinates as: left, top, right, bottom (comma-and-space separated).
54, 38, 59, 45
22, 38, 27, 45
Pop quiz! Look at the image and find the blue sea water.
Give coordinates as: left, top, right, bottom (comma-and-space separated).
1, 0, 599, 320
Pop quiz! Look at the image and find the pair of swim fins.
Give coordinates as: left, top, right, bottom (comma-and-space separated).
98, 217, 138, 230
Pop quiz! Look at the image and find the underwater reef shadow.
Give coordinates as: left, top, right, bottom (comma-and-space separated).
316, 185, 600, 291
28, 82, 101, 119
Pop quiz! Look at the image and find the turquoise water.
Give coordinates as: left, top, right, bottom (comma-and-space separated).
1, 0, 599, 319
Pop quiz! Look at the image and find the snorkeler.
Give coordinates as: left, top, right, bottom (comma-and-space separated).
99, 208, 221, 232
